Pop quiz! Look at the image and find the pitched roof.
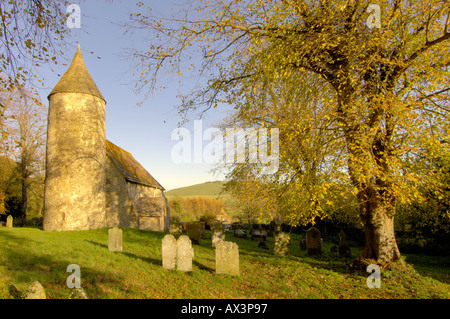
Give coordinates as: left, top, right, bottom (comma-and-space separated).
48, 45, 105, 102
106, 140, 164, 190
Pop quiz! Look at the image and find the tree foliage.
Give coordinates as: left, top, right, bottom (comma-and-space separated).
0, 82, 46, 221
127, 0, 449, 263
168, 196, 226, 222
0, 0, 70, 91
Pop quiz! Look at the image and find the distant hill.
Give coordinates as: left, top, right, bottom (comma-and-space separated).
165, 181, 228, 198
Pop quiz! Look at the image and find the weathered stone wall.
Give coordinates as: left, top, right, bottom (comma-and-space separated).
139, 216, 164, 232
125, 182, 168, 232
105, 156, 138, 228
126, 182, 162, 201
104, 161, 169, 232
43, 92, 106, 231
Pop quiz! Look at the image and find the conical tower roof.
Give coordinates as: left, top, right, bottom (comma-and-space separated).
48, 45, 105, 102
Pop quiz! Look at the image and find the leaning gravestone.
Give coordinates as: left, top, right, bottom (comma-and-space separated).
6, 215, 13, 228
186, 221, 202, 245
162, 234, 177, 270
338, 230, 352, 258
25, 281, 46, 299
215, 241, 239, 276
177, 235, 194, 272
108, 227, 123, 252
306, 227, 322, 255
212, 227, 226, 248
274, 232, 290, 256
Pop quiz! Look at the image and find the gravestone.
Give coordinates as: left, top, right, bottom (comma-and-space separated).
274, 232, 290, 256
108, 227, 122, 252
69, 287, 89, 299
169, 224, 181, 235
25, 281, 46, 299
234, 229, 247, 239
6, 215, 13, 228
215, 241, 239, 276
177, 235, 194, 272
186, 221, 202, 244
299, 239, 307, 250
251, 229, 267, 241
338, 230, 352, 258
306, 227, 322, 255
210, 220, 222, 228
162, 234, 177, 270
212, 227, 226, 248
210, 221, 222, 236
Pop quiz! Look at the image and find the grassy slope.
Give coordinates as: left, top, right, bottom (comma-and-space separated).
0, 227, 449, 299
165, 181, 242, 218
165, 181, 228, 198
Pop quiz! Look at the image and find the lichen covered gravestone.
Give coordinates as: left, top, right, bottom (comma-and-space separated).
177, 235, 194, 272
215, 241, 239, 276
108, 227, 123, 252
274, 232, 290, 256
212, 227, 225, 248
25, 281, 46, 299
6, 215, 13, 228
306, 227, 322, 255
69, 287, 89, 299
162, 234, 177, 270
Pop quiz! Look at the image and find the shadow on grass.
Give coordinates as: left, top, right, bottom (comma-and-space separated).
193, 260, 215, 273
233, 236, 362, 277
0, 229, 125, 299
84, 240, 162, 266
403, 253, 450, 285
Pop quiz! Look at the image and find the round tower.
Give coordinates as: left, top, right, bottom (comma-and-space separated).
43, 45, 106, 231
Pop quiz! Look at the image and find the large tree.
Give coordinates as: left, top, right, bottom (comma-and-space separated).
127, 0, 450, 264
1, 85, 47, 222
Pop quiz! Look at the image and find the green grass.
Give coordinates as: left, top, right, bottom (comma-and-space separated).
0, 226, 449, 299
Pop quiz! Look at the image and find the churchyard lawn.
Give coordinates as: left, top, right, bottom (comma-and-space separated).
0, 227, 448, 299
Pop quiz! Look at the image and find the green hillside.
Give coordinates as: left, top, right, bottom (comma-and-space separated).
165, 181, 228, 198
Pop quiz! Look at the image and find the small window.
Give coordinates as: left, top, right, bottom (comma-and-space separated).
59, 211, 66, 222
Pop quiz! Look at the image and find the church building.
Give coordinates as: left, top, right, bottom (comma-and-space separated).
43, 45, 169, 232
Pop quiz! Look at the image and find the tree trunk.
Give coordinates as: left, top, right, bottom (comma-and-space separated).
21, 162, 28, 222
357, 187, 403, 265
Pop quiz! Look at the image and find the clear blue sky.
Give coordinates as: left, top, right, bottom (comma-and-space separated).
36, 0, 229, 191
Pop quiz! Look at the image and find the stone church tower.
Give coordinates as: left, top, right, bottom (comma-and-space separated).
43, 45, 107, 231
43, 46, 169, 232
